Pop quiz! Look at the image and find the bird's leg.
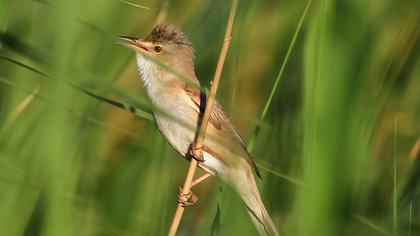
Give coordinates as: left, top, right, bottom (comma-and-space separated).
188, 141, 205, 162
191, 173, 212, 188
177, 173, 212, 207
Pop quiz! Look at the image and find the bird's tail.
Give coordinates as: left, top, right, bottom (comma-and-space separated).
228, 165, 279, 236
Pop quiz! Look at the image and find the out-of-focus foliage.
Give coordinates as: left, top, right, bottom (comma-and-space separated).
0, 0, 419, 235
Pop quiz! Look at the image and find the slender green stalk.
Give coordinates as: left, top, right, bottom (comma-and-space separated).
247, 0, 312, 152
393, 117, 398, 234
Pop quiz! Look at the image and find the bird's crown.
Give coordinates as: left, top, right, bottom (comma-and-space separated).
143, 24, 191, 46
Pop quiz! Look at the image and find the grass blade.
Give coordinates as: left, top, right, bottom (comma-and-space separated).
247, 0, 312, 152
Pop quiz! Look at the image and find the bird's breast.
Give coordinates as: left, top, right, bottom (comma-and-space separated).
150, 89, 198, 156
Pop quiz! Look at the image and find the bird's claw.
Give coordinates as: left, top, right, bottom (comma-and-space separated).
177, 187, 198, 207
188, 142, 205, 162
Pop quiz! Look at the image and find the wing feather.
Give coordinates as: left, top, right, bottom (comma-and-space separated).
184, 84, 261, 178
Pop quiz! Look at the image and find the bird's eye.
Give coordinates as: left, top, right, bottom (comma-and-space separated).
154, 46, 162, 53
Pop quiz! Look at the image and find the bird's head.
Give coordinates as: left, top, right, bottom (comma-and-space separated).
119, 24, 195, 82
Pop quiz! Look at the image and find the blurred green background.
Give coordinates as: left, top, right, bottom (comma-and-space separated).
0, 0, 419, 235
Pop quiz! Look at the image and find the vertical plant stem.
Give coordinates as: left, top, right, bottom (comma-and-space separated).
393, 116, 398, 234
408, 202, 412, 236
168, 0, 238, 235
247, 0, 312, 152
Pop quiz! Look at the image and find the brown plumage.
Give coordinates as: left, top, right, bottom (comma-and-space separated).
144, 24, 192, 46
183, 84, 262, 178
119, 24, 277, 235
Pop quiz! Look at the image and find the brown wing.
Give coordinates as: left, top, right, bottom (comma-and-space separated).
184, 84, 261, 178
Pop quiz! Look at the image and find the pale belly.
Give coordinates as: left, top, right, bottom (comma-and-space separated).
153, 113, 194, 156
153, 111, 226, 178
137, 55, 228, 178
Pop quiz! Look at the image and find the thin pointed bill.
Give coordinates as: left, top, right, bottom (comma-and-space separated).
118, 36, 149, 52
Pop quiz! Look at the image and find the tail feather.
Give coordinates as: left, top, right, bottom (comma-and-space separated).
228, 165, 279, 236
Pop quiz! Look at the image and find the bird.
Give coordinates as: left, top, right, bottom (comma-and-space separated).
119, 23, 278, 236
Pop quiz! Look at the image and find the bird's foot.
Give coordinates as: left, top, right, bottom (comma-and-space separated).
177, 187, 198, 207
188, 142, 205, 162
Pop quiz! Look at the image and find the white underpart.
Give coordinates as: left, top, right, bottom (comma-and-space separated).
135, 53, 226, 178
136, 54, 154, 89
135, 53, 278, 235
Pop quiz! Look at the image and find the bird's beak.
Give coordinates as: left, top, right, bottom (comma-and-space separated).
118, 36, 149, 52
